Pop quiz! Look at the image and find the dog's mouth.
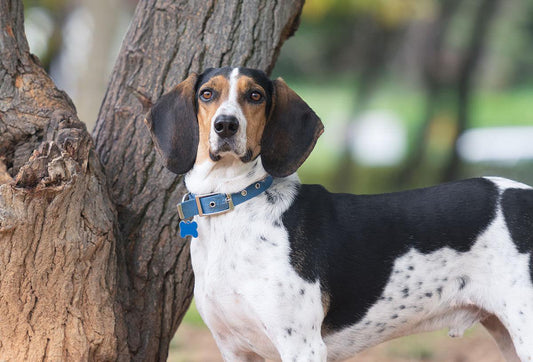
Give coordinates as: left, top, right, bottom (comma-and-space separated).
210, 140, 253, 163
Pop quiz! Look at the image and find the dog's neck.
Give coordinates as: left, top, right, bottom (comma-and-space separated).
184, 155, 270, 195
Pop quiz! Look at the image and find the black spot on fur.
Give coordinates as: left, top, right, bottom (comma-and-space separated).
283, 178, 498, 332
273, 220, 281, 227
391, 314, 398, 319
399, 305, 405, 310
408, 266, 414, 271
436, 286, 443, 298
286, 328, 292, 336
265, 190, 277, 205
402, 288, 409, 298
260, 235, 267, 241
300, 289, 305, 295
458, 276, 468, 290
425, 292, 433, 298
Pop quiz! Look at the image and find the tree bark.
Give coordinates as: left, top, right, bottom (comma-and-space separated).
1, 0, 303, 360
0, 0, 125, 360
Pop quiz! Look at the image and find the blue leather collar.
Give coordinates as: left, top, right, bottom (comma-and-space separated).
177, 176, 274, 219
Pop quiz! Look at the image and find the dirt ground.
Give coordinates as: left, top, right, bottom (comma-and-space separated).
168, 324, 505, 362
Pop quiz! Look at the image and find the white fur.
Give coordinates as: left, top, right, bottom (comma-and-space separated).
484, 176, 532, 191
189, 161, 326, 361
209, 68, 248, 158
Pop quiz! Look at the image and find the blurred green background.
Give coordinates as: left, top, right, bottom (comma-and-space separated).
22, 0, 533, 195
20, 0, 533, 360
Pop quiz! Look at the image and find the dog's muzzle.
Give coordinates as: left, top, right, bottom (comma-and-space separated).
210, 114, 246, 160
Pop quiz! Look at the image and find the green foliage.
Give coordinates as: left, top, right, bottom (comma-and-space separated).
292, 78, 533, 193
23, 0, 69, 12
303, 0, 436, 27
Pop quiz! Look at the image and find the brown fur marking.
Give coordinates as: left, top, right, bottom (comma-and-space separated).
236, 76, 268, 159
196, 75, 230, 164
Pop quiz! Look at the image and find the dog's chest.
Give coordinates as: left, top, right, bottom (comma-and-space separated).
189, 196, 304, 355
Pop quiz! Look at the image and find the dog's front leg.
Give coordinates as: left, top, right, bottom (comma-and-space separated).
273, 330, 327, 362
218, 347, 265, 362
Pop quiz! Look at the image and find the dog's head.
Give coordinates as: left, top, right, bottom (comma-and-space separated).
145, 67, 323, 177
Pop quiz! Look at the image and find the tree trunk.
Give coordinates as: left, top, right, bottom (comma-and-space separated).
396, 0, 461, 187
0, 0, 125, 360
0, 0, 304, 360
441, 0, 500, 182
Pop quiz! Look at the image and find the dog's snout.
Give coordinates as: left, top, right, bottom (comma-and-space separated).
214, 115, 239, 138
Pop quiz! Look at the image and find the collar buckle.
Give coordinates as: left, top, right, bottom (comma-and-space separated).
177, 193, 190, 219
195, 193, 234, 216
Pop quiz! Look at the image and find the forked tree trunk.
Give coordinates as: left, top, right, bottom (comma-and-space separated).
0, 0, 304, 360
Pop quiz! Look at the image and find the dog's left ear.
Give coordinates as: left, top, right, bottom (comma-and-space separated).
261, 78, 324, 177
145, 73, 199, 174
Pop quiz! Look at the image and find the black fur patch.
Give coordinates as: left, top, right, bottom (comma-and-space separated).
146, 74, 199, 174
282, 178, 498, 332
501, 188, 533, 281
260, 79, 323, 177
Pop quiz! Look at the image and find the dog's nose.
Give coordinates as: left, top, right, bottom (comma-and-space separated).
214, 115, 239, 138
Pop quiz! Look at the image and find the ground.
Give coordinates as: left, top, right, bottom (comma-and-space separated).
168, 323, 504, 362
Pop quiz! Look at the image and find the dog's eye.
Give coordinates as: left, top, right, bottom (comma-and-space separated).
200, 89, 213, 101
249, 91, 263, 102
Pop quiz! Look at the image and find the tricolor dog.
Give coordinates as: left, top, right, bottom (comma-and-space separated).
145, 67, 533, 361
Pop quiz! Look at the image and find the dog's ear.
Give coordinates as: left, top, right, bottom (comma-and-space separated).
261, 78, 324, 177
145, 73, 199, 174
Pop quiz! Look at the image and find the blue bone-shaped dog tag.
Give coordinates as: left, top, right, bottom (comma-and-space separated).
179, 220, 198, 238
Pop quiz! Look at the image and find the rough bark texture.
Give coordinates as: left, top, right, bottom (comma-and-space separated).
1, 0, 303, 360
93, 1, 304, 359
0, 0, 125, 360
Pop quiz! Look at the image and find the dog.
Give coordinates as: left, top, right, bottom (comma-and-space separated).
145, 67, 533, 361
